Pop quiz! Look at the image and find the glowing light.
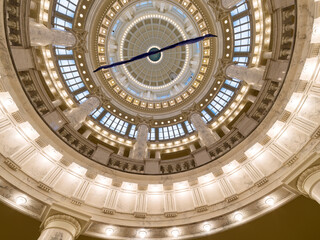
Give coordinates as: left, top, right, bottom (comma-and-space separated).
171, 229, 180, 238
19, 122, 40, 140
138, 230, 147, 239
43, 145, 62, 161
265, 197, 275, 206
0, 92, 18, 113
16, 196, 27, 205
234, 212, 243, 221
105, 227, 114, 236
203, 223, 212, 232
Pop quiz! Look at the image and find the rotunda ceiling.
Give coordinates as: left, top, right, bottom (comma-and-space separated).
1, 0, 320, 239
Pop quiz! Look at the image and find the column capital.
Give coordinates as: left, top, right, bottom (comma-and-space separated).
297, 165, 320, 195
135, 115, 152, 129
43, 214, 82, 237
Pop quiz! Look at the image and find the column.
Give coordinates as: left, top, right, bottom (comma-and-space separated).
226, 65, 265, 90
189, 144, 196, 152
38, 215, 81, 240
263, 51, 273, 59
155, 150, 161, 159
82, 129, 92, 139
52, 99, 62, 108
118, 146, 125, 156
297, 165, 320, 204
29, 20, 76, 47
132, 124, 148, 160
247, 95, 257, 103
30, 0, 37, 11
64, 97, 100, 130
222, 0, 243, 9
190, 113, 220, 147
221, 125, 230, 135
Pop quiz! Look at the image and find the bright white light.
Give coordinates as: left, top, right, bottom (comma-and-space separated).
222, 160, 240, 173
43, 145, 62, 161
173, 181, 189, 190
69, 163, 87, 176
138, 230, 147, 239
105, 227, 114, 236
16, 196, 27, 205
171, 229, 180, 238
19, 122, 40, 140
265, 197, 275, 206
0, 92, 18, 113
234, 212, 243, 221
203, 223, 211, 232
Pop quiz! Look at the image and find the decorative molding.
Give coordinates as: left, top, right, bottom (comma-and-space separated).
4, 158, 20, 171
44, 214, 82, 236
164, 212, 178, 218
297, 165, 320, 195
285, 155, 298, 166
207, 0, 231, 20
38, 182, 52, 192
226, 194, 239, 203
67, 28, 88, 53
102, 208, 116, 215
133, 212, 147, 218
255, 177, 269, 187
71, 198, 84, 206
195, 205, 209, 212
312, 126, 320, 139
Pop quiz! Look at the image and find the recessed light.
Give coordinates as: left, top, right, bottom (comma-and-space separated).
203, 223, 211, 232
171, 229, 180, 238
105, 227, 114, 236
234, 212, 243, 221
138, 230, 147, 239
16, 196, 27, 205
265, 197, 275, 206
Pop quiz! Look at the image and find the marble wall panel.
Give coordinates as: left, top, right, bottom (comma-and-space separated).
251, 150, 282, 176
0, 128, 28, 157
201, 182, 224, 205
276, 125, 309, 153
117, 192, 136, 213
227, 168, 254, 193
147, 194, 164, 214
85, 184, 109, 207
175, 190, 194, 212
22, 153, 56, 181
54, 172, 82, 197
298, 95, 320, 123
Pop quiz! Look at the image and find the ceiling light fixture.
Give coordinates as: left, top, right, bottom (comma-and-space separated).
234, 212, 243, 221
265, 197, 275, 206
138, 230, 147, 239
16, 196, 27, 205
105, 227, 114, 236
171, 229, 180, 238
203, 223, 212, 232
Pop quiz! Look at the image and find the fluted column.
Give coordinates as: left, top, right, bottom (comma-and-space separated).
190, 113, 220, 146
226, 65, 265, 90
38, 215, 81, 240
29, 20, 76, 47
222, 0, 243, 9
65, 97, 100, 130
297, 165, 320, 204
132, 124, 149, 160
